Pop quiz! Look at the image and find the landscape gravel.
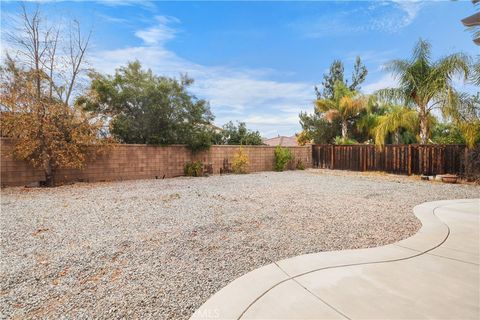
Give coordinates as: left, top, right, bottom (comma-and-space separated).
1, 169, 478, 319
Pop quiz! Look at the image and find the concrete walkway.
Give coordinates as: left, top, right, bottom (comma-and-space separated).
191, 199, 480, 320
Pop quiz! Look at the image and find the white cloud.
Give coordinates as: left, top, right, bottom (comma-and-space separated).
96, 0, 154, 9
292, 1, 425, 38
2, 0, 154, 7
134, 16, 179, 46
392, 0, 423, 25
371, 0, 424, 32
361, 74, 398, 94
1, 6, 313, 137
95, 13, 129, 24
90, 16, 314, 137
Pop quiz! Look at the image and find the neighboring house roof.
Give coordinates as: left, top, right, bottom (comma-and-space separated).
462, 12, 480, 27
263, 135, 299, 147
462, 1, 480, 45
207, 123, 224, 132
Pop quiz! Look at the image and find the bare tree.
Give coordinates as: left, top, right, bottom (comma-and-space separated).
64, 20, 91, 106
2, 4, 103, 186
7, 4, 91, 105
45, 28, 59, 100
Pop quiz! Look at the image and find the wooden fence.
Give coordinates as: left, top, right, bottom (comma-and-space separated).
312, 144, 468, 176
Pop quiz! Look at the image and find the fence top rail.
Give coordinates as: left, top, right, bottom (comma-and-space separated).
0, 138, 311, 149
312, 144, 468, 147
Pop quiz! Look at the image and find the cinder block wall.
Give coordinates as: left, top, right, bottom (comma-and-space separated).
1, 139, 45, 186
0, 138, 311, 187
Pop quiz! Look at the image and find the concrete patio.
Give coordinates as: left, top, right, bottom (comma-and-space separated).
191, 199, 480, 319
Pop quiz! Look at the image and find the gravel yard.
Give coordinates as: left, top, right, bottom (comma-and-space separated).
1, 169, 478, 319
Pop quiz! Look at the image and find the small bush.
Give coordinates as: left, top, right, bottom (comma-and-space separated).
274, 146, 293, 172
186, 129, 213, 153
296, 159, 305, 170
296, 131, 312, 146
232, 147, 249, 174
184, 161, 203, 177
333, 136, 358, 145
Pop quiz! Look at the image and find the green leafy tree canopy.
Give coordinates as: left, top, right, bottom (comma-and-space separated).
376, 39, 470, 144
316, 81, 366, 140
218, 121, 263, 145
315, 56, 368, 99
77, 61, 215, 150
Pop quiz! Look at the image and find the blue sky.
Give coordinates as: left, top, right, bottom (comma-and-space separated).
1, 0, 478, 137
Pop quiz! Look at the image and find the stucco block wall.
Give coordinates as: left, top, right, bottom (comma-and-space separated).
1, 138, 311, 186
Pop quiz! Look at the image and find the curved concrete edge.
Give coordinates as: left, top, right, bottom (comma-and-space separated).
190, 199, 479, 320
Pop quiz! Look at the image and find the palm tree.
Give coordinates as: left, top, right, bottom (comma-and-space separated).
316, 81, 365, 141
445, 92, 480, 148
376, 39, 470, 144
372, 106, 418, 145
472, 57, 480, 86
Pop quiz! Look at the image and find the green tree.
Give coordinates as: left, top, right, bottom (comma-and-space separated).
372, 106, 418, 145
444, 92, 480, 148
376, 39, 470, 144
295, 130, 312, 146
316, 57, 368, 99
304, 57, 367, 144
219, 121, 263, 145
299, 111, 340, 144
77, 61, 215, 150
316, 81, 366, 140
431, 123, 466, 145
356, 105, 383, 143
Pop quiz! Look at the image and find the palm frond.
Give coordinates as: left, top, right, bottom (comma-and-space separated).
373, 106, 418, 146
438, 88, 463, 120
315, 99, 336, 112
324, 109, 340, 122
421, 53, 470, 102
338, 96, 351, 114
384, 59, 410, 75
375, 88, 409, 105
356, 112, 379, 133
412, 38, 431, 64
437, 52, 470, 80
458, 120, 480, 148
472, 58, 480, 86
340, 95, 366, 117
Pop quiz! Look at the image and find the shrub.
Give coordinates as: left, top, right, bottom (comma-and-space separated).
232, 147, 249, 174
186, 129, 213, 153
333, 136, 358, 145
296, 131, 312, 146
184, 161, 203, 177
218, 121, 264, 145
274, 146, 293, 172
296, 159, 305, 170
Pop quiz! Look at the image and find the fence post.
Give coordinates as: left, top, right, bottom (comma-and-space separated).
384, 145, 388, 172
360, 146, 363, 171
408, 144, 412, 176
331, 144, 335, 170
364, 145, 368, 171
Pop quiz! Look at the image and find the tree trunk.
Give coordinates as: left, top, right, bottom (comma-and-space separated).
43, 159, 55, 187
419, 108, 428, 144
341, 120, 348, 140
393, 131, 401, 144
